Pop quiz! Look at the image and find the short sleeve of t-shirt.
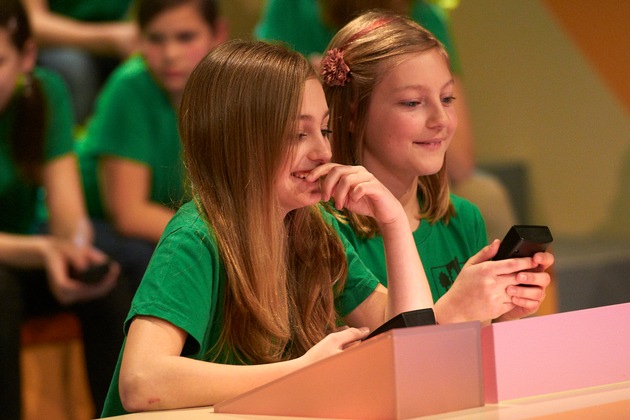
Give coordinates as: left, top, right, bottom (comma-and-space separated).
82, 57, 174, 164
38, 67, 75, 160
125, 201, 224, 356
79, 56, 183, 209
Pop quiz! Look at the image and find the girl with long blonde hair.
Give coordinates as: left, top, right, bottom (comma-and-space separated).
102, 39, 433, 416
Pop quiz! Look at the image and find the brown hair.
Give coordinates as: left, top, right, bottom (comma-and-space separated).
136, 0, 220, 33
323, 11, 454, 237
1, 0, 45, 183
179, 40, 347, 363
320, 0, 411, 30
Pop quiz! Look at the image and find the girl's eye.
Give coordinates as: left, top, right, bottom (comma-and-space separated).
321, 129, 332, 139
298, 132, 308, 140
442, 95, 457, 105
176, 32, 197, 43
401, 101, 421, 107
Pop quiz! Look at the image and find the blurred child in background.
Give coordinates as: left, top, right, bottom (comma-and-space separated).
0, 1, 125, 416
77, 0, 227, 291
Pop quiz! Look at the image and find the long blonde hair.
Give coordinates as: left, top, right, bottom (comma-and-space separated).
179, 40, 347, 363
323, 11, 454, 237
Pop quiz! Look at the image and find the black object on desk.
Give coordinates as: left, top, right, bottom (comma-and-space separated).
364, 308, 436, 340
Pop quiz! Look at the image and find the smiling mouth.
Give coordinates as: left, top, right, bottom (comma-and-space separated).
415, 140, 442, 145
291, 170, 311, 180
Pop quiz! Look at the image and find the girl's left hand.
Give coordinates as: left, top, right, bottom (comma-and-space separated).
307, 163, 403, 225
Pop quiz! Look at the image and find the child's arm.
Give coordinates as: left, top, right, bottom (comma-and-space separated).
119, 316, 369, 411
101, 158, 176, 243
309, 163, 433, 329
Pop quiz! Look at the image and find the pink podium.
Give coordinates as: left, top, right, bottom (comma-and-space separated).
482, 302, 630, 403
215, 321, 483, 419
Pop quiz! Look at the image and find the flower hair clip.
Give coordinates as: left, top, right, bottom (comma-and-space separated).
320, 48, 350, 87
320, 17, 395, 87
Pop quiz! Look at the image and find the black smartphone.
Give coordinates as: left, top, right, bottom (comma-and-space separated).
69, 260, 112, 285
492, 225, 553, 261
364, 308, 436, 341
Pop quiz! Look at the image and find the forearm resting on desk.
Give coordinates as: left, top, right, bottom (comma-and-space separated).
119, 317, 303, 412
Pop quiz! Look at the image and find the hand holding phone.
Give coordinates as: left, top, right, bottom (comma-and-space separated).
69, 260, 113, 284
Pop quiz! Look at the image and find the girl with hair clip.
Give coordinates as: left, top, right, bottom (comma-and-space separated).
101, 39, 433, 416
0, 1, 122, 417
322, 11, 554, 324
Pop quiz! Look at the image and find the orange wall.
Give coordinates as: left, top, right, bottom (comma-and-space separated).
542, 0, 630, 115
450, 0, 630, 237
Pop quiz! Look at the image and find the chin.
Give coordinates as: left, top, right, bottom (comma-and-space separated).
300, 193, 323, 210
298, 199, 319, 210
416, 167, 443, 177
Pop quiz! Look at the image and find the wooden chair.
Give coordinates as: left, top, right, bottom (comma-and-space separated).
20, 312, 94, 420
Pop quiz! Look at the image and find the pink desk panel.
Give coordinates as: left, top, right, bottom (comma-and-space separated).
482, 302, 630, 403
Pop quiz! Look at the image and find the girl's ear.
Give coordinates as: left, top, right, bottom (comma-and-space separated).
348, 103, 356, 133
20, 39, 38, 73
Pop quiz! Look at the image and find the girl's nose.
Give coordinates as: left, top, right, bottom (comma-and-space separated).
427, 103, 449, 129
163, 40, 179, 61
309, 132, 332, 163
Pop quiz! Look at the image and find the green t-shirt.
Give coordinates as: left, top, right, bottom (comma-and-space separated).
101, 202, 380, 417
48, 0, 133, 21
334, 195, 488, 302
255, 0, 461, 74
77, 56, 184, 219
0, 68, 74, 234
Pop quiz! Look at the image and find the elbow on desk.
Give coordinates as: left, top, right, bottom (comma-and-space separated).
119, 370, 163, 413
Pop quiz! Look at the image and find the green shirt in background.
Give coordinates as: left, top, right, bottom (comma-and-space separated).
0, 67, 74, 234
101, 202, 380, 417
334, 195, 488, 302
77, 56, 185, 219
47, 0, 133, 21
255, 0, 462, 74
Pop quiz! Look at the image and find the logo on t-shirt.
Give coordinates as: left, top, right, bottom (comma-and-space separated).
429, 256, 463, 297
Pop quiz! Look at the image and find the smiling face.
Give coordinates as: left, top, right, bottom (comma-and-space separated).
141, 2, 223, 102
362, 50, 457, 191
276, 78, 332, 216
